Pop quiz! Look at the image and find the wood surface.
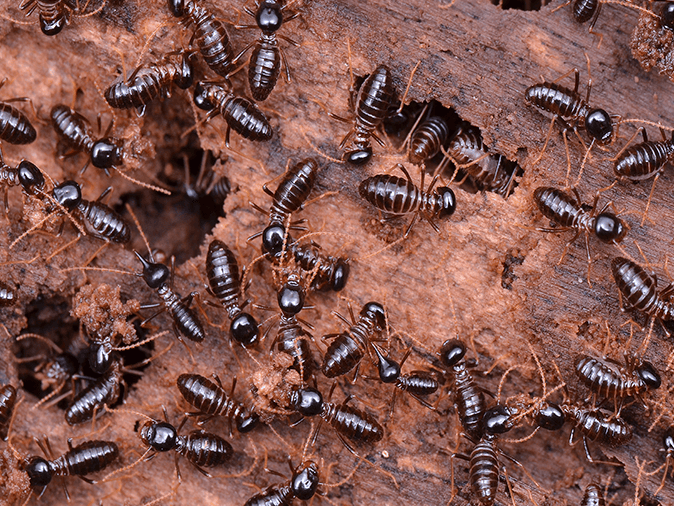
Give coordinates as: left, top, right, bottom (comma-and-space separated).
0, 0, 672, 504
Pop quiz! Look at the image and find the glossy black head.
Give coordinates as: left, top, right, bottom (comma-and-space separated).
585, 108, 613, 144
193, 82, 216, 111
24, 456, 52, 488
92, 138, 124, 169
139, 421, 177, 452
372, 344, 400, 383
290, 387, 323, 416
168, 0, 185, 17
40, 14, 66, 36
292, 461, 320, 501
88, 341, 116, 375
482, 405, 512, 435
134, 251, 170, 289
536, 402, 566, 431
262, 224, 288, 255
594, 213, 626, 243
344, 148, 372, 165
439, 339, 466, 368
230, 312, 259, 347
257, 0, 283, 32
329, 259, 350, 291
663, 2, 674, 30
637, 361, 661, 389
437, 187, 456, 217
52, 181, 82, 211
664, 426, 674, 452
18, 160, 45, 194
278, 283, 305, 316
361, 302, 386, 331
236, 412, 259, 433
175, 53, 194, 89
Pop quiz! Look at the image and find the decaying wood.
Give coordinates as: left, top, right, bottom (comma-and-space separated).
0, 0, 672, 504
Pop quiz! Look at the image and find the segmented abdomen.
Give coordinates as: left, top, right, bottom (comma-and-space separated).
270, 159, 318, 221
323, 403, 383, 443
321, 333, 362, 378
177, 374, 236, 417
469, 438, 499, 506
221, 96, 273, 141
162, 289, 205, 342
525, 82, 584, 119
206, 239, 240, 311
190, 6, 234, 78
611, 257, 664, 317
359, 174, 420, 214
533, 186, 582, 227
453, 367, 485, 439
614, 141, 670, 180
54, 440, 119, 476
51, 104, 93, 152
573, 0, 598, 23
249, 40, 280, 102
409, 116, 450, 165
0, 103, 36, 144
397, 372, 439, 396
65, 365, 122, 424
104, 66, 174, 109
244, 485, 293, 506
77, 200, 131, 243
0, 385, 17, 439
573, 408, 632, 445
354, 65, 395, 138
178, 431, 233, 466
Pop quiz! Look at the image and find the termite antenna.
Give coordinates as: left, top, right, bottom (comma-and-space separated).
124, 203, 153, 260
102, 445, 153, 482
112, 167, 171, 195
112, 330, 171, 351
15, 333, 64, 353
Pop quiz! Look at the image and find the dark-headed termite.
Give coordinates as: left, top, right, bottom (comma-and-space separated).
321, 301, 387, 379
134, 407, 233, 479
443, 126, 520, 198
51, 104, 124, 176
177, 373, 259, 434
19, 0, 106, 35
0, 149, 43, 211
249, 158, 318, 255
65, 359, 124, 425
533, 186, 627, 277
21, 437, 119, 500
206, 239, 259, 347
0, 384, 17, 440
243, 460, 320, 506
359, 164, 456, 237
525, 68, 619, 170
135, 251, 206, 344
0, 78, 37, 144
552, 0, 655, 39
233, 0, 300, 101
104, 51, 194, 116
340, 64, 397, 165
574, 354, 661, 412
369, 344, 439, 419
169, 0, 236, 79
193, 81, 273, 145
611, 257, 674, 323
438, 338, 486, 440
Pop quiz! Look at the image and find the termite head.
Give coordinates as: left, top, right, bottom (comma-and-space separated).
168, 0, 185, 17
585, 109, 613, 144
134, 252, 170, 289
40, 13, 67, 36
344, 147, 372, 166
257, 0, 283, 33
193, 82, 217, 111
437, 187, 456, 217
361, 302, 386, 331
22, 456, 52, 488
594, 213, 626, 243
636, 360, 661, 390
236, 411, 259, 433
278, 281, 305, 316
289, 386, 323, 416
52, 181, 82, 211
230, 312, 259, 347
292, 461, 320, 500
92, 138, 124, 169
535, 402, 566, 431
262, 224, 288, 256
663, 2, 674, 30
138, 420, 177, 452
664, 426, 674, 453
328, 259, 350, 292
438, 339, 466, 368
482, 405, 512, 435
18, 160, 45, 194
175, 53, 194, 90
372, 344, 400, 383
88, 341, 116, 375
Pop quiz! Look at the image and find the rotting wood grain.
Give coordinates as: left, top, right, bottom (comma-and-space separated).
0, 0, 672, 504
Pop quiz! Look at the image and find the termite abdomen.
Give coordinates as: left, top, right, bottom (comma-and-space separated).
0, 103, 37, 144
0, 385, 17, 440
409, 116, 451, 165
611, 257, 674, 321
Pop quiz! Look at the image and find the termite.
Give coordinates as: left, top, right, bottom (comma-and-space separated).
0, 77, 36, 144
